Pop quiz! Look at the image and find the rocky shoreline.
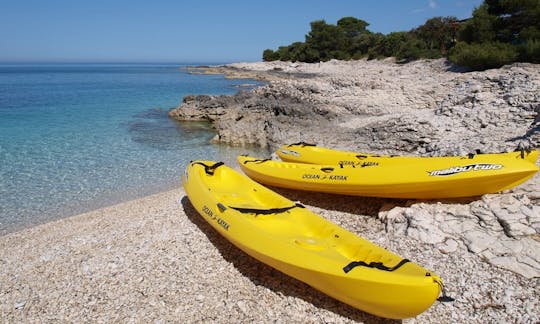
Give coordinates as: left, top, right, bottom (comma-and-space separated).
170, 58, 540, 321
171, 59, 539, 154
1, 59, 538, 323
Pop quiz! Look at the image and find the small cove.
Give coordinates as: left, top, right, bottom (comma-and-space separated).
0, 63, 267, 234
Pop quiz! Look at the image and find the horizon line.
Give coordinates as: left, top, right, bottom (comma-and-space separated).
0, 60, 259, 65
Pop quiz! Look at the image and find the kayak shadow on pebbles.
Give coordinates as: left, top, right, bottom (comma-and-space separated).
180, 196, 400, 323
266, 186, 392, 217
265, 186, 479, 217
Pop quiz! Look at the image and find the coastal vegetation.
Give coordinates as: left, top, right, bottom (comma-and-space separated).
262, 0, 540, 70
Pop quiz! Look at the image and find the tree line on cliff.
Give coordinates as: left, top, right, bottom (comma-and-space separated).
262, 0, 539, 70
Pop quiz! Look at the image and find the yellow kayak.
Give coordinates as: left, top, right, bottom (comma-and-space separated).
277, 142, 540, 167
182, 160, 443, 319
238, 155, 538, 199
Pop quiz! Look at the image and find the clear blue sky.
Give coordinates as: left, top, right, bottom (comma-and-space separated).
0, 0, 483, 63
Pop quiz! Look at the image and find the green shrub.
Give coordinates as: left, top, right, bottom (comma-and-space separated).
519, 39, 540, 63
449, 41, 519, 70
262, 49, 280, 61
262, 2, 539, 65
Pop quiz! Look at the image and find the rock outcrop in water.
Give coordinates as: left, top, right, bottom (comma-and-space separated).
169, 91, 334, 148
169, 59, 540, 322
170, 59, 540, 155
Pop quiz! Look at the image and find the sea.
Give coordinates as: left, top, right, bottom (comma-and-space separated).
0, 63, 267, 235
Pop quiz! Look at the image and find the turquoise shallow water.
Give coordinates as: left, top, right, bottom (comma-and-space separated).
0, 64, 267, 234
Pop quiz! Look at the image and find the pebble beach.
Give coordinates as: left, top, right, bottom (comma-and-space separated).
2, 58, 540, 323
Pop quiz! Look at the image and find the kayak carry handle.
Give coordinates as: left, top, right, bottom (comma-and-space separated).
191, 161, 225, 175
343, 258, 410, 274
242, 158, 271, 165
228, 202, 305, 215
288, 142, 316, 147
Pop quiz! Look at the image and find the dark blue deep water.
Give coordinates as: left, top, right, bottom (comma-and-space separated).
0, 64, 265, 234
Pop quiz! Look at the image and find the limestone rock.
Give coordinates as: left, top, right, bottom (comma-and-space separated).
377, 188, 540, 279
169, 58, 540, 280
169, 59, 540, 153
